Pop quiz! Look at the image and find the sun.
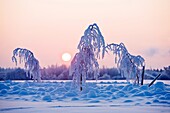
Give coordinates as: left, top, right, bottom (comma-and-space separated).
62, 53, 71, 62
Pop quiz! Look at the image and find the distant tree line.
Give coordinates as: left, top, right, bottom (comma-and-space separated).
0, 67, 29, 80
41, 64, 69, 80
0, 65, 170, 80
145, 66, 170, 80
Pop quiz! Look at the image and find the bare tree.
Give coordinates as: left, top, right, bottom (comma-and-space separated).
69, 23, 105, 90
12, 48, 41, 82
106, 43, 145, 85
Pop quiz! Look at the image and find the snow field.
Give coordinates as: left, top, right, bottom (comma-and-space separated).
0, 80, 170, 106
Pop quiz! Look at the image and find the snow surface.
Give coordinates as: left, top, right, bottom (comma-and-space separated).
0, 80, 170, 113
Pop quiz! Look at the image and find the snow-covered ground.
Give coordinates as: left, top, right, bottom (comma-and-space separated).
0, 80, 170, 113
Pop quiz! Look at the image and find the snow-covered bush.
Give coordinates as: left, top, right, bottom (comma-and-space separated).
69, 23, 105, 90
12, 48, 41, 82
106, 43, 145, 84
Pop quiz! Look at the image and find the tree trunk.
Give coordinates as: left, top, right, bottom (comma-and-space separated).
136, 74, 139, 85
141, 66, 145, 85
80, 74, 82, 91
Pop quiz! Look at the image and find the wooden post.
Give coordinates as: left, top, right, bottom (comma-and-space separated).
148, 74, 161, 87
141, 66, 145, 85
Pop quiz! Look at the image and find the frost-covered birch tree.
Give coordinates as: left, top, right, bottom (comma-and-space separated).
106, 43, 145, 85
12, 48, 41, 82
69, 23, 105, 90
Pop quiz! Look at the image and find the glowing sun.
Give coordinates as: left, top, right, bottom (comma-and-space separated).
62, 53, 71, 62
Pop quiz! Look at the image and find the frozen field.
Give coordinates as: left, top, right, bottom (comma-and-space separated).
0, 80, 170, 113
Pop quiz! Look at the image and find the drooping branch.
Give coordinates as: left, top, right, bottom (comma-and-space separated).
12, 48, 41, 82
106, 43, 145, 85
77, 23, 105, 59
70, 23, 105, 90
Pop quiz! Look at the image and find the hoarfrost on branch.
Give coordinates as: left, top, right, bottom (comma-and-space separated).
70, 23, 105, 89
12, 48, 41, 82
106, 43, 145, 84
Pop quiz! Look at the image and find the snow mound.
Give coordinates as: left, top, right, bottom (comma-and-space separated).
0, 84, 10, 90
0, 80, 170, 107
87, 90, 97, 98
42, 95, 52, 102
64, 91, 77, 97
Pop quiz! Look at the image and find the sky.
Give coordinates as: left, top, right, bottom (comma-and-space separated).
0, 0, 170, 69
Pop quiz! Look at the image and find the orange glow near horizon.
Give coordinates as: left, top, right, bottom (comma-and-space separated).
0, 0, 170, 69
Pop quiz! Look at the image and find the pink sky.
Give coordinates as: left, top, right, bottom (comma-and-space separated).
0, 0, 170, 69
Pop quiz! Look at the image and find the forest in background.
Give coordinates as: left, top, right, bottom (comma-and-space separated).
0, 65, 170, 80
